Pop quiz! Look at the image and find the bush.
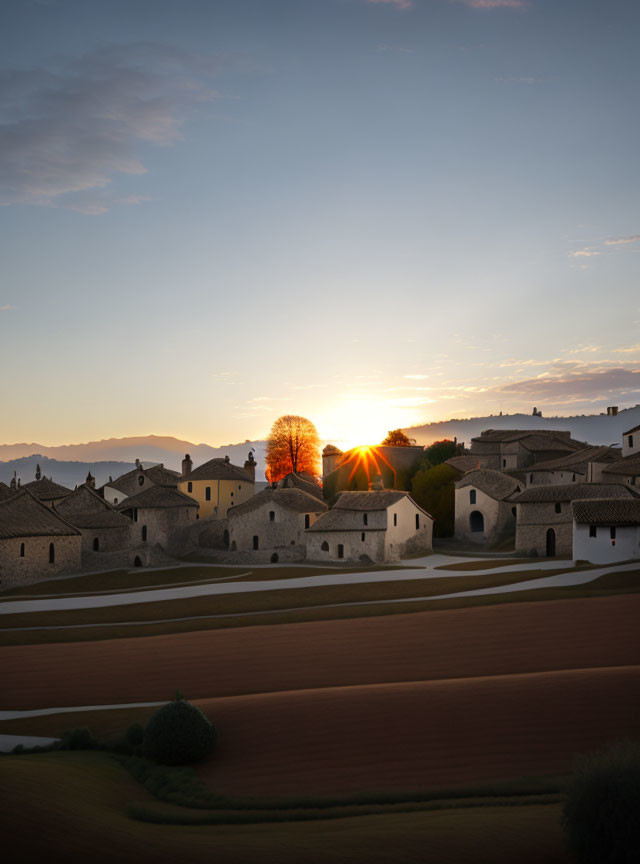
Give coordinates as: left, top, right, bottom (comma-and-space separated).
562, 740, 640, 863
142, 698, 216, 766
126, 723, 144, 749
410, 463, 457, 537
60, 727, 98, 751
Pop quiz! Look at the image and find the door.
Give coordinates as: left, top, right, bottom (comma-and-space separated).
546, 528, 556, 557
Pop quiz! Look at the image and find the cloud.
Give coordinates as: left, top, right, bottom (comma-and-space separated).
451, 0, 527, 8
495, 77, 541, 85
0, 43, 220, 211
604, 234, 640, 246
366, 0, 413, 9
0, 304, 16, 311
496, 366, 640, 403
568, 248, 600, 258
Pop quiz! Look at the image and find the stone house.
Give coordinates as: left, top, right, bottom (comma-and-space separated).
511, 483, 638, 557
115, 485, 199, 554
278, 471, 324, 500
523, 446, 622, 486
55, 484, 132, 555
454, 469, 521, 545
622, 424, 640, 459
179, 453, 255, 520
0, 489, 82, 588
102, 462, 180, 506
601, 454, 640, 489
572, 498, 640, 565
306, 490, 433, 564
469, 430, 585, 471
227, 486, 328, 562
21, 476, 72, 508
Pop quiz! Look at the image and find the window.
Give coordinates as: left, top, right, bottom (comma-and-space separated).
134, 556, 142, 567
361, 532, 366, 541
93, 537, 99, 552
321, 540, 329, 552
138, 475, 144, 487
223, 529, 230, 547
470, 490, 476, 505
133, 508, 138, 523
415, 514, 420, 530
363, 513, 368, 526
589, 525, 597, 538
629, 435, 634, 448
304, 514, 310, 529
337, 544, 344, 559
555, 502, 562, 514
49, 543, 55, 564
238, 485, 242, 490
205, 486, 211, 501
503, 459, 506, 468
572, 473, 576, 482
610, 526, 616, 540
20, 543, 25, 557
271, 553, 279, 563
253, 535, 259, 550
141, 525, 147, 542
393, 513, 397, 526
269, 511, 275, 522
231, 491, 234, 497
529, 474, 533, 484
187, 481, 193, 493
114, 497, 118, 504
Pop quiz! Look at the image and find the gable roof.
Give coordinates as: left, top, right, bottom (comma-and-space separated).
601, 454, 640, 476
456, 469, 521, 501
623, 424, 640, 436
572, 498, 640, 527
115, 485, 199, 511
308, 490, 432, 532
55, 484, 131, 529
511, 483, 638, 504
278, 471, 323, 500
0, 489, 81, 539
333, 490, 412, 511
104, 463, 180, 494
527, 446, 622, 473
0, 482, 14, 502
21, 476, 73, 502
228, 487, 327, 520
181, 458, 254, 484
445, 455, 481, 474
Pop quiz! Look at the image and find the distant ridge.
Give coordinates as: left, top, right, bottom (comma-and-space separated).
403, 404, 640, 448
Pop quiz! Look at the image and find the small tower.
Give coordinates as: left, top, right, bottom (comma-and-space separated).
85, 471, 95, 489
182, 453, 193, 477
322, 445, 343, 479
10, 472, 17, 491
244, 450, 256, 481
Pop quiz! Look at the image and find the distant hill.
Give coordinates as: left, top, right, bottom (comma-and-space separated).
0, 456, 138, 489
403, 405, 640, 448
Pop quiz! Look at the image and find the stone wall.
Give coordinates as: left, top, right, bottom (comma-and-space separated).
132, 506, 195, 555
0, 535, 82, 589
228, 501, 323, 554
516, 501, 573, 556
77, 525, 132, 555
306, 530, 387, 564
455, 488, 515, 546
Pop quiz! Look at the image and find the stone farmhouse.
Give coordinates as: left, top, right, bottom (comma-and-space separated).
511, 483, 639, 557
178, 453, 255, 520
306, 490, 433, 564
227, 486, 328, 562
115, 485, 199, 555
454, 469, 521, 545
101, 462, 180, 506
522, 446, 622, 486
0, 489, 82, 587
469, 430, 585, 471
572, 498, 640, 564
277, 471, 324, 500
55, 483, 132, 557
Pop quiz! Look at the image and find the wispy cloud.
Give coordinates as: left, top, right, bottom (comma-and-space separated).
496, 366, 640, 403
451, 0, 527, 8
568, 248, 601, 258
604, 234, 640, 246
366, 0, 413, 10
0, 43, 221, 212
0, 304, 16, 311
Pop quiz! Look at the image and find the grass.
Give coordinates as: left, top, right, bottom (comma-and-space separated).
1, 567, 637, 648
0, 705, 159, 739
435, 559, 545, 571
1, 750, 570, 862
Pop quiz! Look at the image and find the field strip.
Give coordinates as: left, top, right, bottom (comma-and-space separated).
0, 563, 632, 632
0, 701, 165, 721
0, 559, 578, 615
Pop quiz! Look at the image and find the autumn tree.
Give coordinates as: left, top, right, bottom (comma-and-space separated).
381, 429, 415, 447
265, 415, 320, 483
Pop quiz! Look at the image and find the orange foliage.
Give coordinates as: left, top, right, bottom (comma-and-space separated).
265, 415, 320, 483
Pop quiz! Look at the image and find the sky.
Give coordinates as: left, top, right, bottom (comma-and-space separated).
1, 0, 639, 450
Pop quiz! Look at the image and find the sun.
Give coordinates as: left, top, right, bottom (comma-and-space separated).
317, 394, 422, 451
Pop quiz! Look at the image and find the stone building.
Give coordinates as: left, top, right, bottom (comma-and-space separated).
227, 486, 328, 562
277, 471, 323, 500
572, 498, 640, 565
0, 489, 82, 588
469, 430, 585, 471
178, 454, 255, 519
512, 483, 638, 557
454, 469, 521, 545
21, 476, 72, 508
115, 485, 199, 554
523, 446, 622, 486
306, 490, 433, 564
601, 454, 640, 488
622, 424, 640, 459
322, 444, 426, 495
102, 463, 180, 506
55, 484, 132, 555
445, 455, 481, 476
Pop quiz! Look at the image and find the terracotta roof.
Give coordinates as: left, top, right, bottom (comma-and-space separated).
572, 498, 640, 526
115, 485, 199, 510
180, 458, 253, 484
527, 446, 622, 473
21, 476, 73, 502
623, 424, 640, 436
104, 464, 179, 494
228, 487, 327, 519
601, 455, 640, 476
511, 483, 638, 504
0, 489, 81, 539
456, 469, 521, 501
278, 471, 323, 500
445, 455, 481, 474
55, 485, 131, 529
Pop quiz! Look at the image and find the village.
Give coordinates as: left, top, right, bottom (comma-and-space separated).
1, 411, 639, 589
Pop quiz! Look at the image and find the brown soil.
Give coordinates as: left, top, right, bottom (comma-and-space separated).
196, 665, 640, 795
2, 594, 639, 710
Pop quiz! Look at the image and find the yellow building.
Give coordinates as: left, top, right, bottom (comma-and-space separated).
178, 453, 255, 520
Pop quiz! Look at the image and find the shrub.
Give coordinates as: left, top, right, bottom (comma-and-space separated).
562, 740, 640, 864
142, 698, 216, 766
60, 727, 98, 751
410, 463, 457, 537
126, 723, 144, 749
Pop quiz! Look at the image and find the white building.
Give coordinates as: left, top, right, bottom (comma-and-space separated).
622, 424, 640, 459
572, 498, 640, 564
306, 490, 433, 564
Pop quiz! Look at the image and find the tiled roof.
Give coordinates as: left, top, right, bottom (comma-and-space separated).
0, 482, 14, 502
55, 485, 131, 529
602, 455, 640, 476
511, 483, 638, 504
333, 490, 411, 511
104, 464, 179, 494
115, 485, 199, 510
180, 458, 253, 484
528, 446, 621, 473
228, 487, 327, 519
623, 424, 640, 436
456, 469, 521, 501
445, 455, 481, 474
278, 471, 324, 500
0, 489, 81, 539
21, 477, 73, 501
572, 498, 640, 526
307, 508, 386, 532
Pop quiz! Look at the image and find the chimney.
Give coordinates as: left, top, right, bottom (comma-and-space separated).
244, 450, 256, 481
607, 406, 619, 416
85, 471, 95, 489
182, 453, 193, 476
224, 455, 230, 463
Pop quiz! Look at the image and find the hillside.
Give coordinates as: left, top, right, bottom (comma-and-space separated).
403, 404, 640, 448
0, 456, 138, 489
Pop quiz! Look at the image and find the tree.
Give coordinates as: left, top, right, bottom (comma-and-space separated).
410, 463, 458, 537
35, 464, 41, 481
381, 429, 415, 447
142, 696, 217, 766
423, 439, 459, 466
265, 415, 320, 483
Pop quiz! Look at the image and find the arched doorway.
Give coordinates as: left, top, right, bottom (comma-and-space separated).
546, 528, 556, 557
270, 553, 279, 563
93, 537, 100, 552
133, 556, 142, 567
469, 511, 484, 533
223, 529, 230, 548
